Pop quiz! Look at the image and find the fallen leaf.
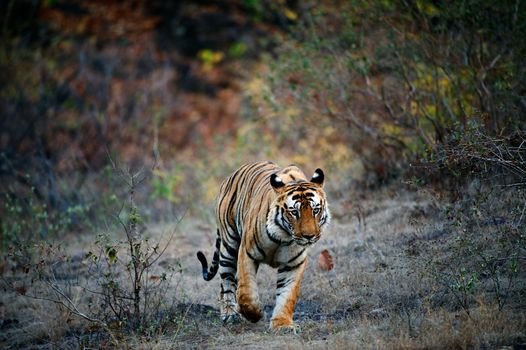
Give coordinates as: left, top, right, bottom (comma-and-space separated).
319, 249, 334, 271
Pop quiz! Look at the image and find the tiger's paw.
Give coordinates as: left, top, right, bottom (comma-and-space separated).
220, 300, 240, 324
270, 320, 301, 335
221, 313, 241, 324
238, 302, 263, 323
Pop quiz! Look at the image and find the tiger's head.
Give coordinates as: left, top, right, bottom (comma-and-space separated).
270, 167, 330, 246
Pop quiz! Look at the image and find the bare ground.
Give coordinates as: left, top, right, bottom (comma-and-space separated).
1, 187, 525, 349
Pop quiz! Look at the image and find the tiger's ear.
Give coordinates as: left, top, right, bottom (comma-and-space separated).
270, 173, 286, 192
310, 168, 325, 187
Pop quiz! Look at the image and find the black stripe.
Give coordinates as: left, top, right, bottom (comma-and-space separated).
220, 272, 237, 282
287, 249, 305, 264
252, 161, 276, 173
246, 250, 258, 261
219, 260, 237, 268
278, 259, 305, 273
223, 241, 239, 258
266, 226, 281, 244
281, 239, 294, 246
212, 251, 220, 263
281, 216, 291, 232
320, 210, 328, 225
276, 277, 292, 290
220, 252, 235, 262
226, 227, 241, 243
274, 207, 290, 233
254, 237, 267, 258
225, 188, 238, 227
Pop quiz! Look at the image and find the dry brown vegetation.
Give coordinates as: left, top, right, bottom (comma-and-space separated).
1, 0, 525, 349
2, 185, 525, 349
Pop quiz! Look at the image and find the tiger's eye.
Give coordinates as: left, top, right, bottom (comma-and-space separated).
313, 208, 320, 215
290, 209, 299, 217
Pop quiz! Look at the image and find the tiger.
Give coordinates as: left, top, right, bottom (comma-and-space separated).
196, 161, 331, 330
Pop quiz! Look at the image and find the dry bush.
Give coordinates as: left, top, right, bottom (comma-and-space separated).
324, 302, 525, 349
249, 0, 526, 185
428, 183, 525, 308
1, 166, 185, 348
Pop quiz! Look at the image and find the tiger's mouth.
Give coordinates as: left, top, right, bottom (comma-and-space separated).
293, 236, 320, 246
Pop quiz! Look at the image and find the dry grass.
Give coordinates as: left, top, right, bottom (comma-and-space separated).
1, 186, 525, 349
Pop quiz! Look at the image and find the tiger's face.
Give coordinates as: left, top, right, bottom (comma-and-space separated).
271, 169, 330, 246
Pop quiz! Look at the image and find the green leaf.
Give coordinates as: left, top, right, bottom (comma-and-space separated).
105, 246, 118, 264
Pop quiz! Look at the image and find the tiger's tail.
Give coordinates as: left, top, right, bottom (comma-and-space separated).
196, 230, 221, 281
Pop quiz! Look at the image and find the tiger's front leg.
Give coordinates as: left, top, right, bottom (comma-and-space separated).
236, 247, 263, 323
271, 260, 307, 330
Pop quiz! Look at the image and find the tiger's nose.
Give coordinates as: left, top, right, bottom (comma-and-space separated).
303, 234, 315, 240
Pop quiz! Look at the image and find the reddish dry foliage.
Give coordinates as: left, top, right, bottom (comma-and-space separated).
319, 249, 334, 271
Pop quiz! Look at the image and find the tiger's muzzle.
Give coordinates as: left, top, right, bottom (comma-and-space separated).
293, 234, 320, 246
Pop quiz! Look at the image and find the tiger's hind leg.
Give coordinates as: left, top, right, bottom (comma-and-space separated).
220, 284, 239, 323
218, 228, 240, 323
